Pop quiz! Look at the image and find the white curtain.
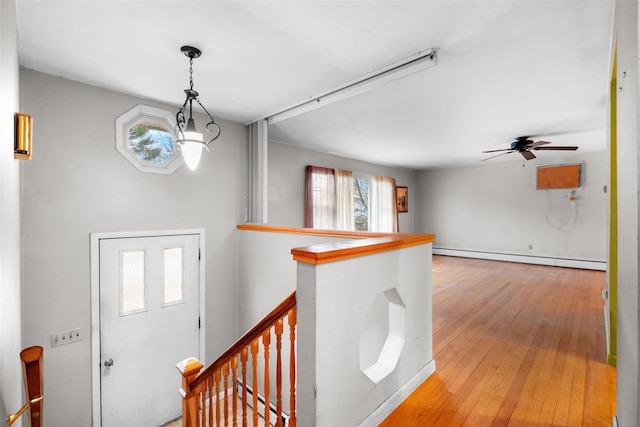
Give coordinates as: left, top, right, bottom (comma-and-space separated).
305, 166, 336, 229
370, 175, 397, 232
335, 169, 355, 231
306, 166, 398, 232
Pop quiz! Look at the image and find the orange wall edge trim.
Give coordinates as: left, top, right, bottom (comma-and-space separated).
237, 223, 435, 265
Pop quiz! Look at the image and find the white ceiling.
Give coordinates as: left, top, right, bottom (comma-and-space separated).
15, 0, 614, 170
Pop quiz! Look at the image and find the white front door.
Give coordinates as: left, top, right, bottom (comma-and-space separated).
98, 233, 200, 427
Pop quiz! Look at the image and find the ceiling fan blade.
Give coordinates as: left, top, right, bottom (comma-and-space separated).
533, 146, 579, 151
482, 151, 515, 161
526, 140, 551, 148
521, 150, 536, 160
482, 148, 515, 153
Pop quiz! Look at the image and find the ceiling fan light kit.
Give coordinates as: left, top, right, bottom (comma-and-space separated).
481, 136, 579, 162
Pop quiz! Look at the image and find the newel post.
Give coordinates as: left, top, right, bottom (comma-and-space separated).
177, 357, 204, 427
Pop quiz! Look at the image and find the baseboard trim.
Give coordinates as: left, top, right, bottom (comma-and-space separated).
433, 248, 606, 271
358, 359, 436, 427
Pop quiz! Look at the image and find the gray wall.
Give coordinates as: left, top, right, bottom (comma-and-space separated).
614, 1, 640, 425
415, 151, 608, 261
0, 1, 25, 425
267, 140, 417, 232
20, 70, 247, 426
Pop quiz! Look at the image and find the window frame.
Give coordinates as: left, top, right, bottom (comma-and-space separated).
115, 104, 183, 174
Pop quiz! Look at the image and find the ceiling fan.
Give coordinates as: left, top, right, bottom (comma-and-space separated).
482, 136, 578, 161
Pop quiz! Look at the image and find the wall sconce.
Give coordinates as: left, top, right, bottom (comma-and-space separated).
14, 113, 33, 160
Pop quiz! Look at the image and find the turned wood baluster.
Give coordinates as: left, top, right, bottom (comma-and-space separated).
200, 386, 206, 427
232, 356, 238, 427
240, 348, 248, 427
202, 375, 215, 427
223, 364, 230, 426
262, 330, 271, 426
275, 319, 284, 427
288, 307, 297, 427
215, 370, 221, 427
251, 340, 259, 427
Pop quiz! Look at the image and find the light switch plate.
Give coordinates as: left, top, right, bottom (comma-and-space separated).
51, 327, 82, 348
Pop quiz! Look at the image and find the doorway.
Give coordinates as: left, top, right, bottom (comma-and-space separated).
90, 230, 205, 426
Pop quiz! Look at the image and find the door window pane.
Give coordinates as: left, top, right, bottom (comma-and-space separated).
120, 250, 147, 315
163, 247, 185, 306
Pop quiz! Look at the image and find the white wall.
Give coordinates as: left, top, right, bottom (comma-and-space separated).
267, 140, 417, 232
0, 1, 25, 425
613, 1, 640, 425
415, 151, 608, 262
238, 229, 348, 331
297, 243, 434, 426
20, 70, 247, 426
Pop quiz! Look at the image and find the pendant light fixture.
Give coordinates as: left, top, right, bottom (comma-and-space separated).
175, 45, 221, 170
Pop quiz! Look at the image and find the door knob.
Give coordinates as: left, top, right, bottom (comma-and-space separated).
104, 358, 114, 368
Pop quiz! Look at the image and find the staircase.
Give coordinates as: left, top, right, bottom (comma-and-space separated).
178, 292, 297, 427
180, 224, 435, 426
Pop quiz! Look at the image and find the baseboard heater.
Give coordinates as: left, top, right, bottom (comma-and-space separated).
236, 380, 289, 427
433, 248, 606, 271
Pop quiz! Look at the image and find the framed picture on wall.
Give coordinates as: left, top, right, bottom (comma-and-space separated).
396, 186, 408, 213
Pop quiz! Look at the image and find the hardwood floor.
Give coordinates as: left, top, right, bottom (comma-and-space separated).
380, 255, 616, 427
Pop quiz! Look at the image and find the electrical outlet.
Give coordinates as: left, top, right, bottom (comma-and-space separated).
51, 327, 83, 348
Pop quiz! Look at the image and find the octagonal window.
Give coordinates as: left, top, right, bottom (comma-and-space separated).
116, 105, 183, 174
359, 288, 406, 383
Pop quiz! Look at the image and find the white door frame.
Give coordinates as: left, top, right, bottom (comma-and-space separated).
90, 229, 206, 426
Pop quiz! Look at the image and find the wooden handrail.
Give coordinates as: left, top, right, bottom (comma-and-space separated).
292, 233, 435, 264
237, 223, 435, 265
237, 223, 391, 238
190, 291, 296, 390
7, 346, 44, 427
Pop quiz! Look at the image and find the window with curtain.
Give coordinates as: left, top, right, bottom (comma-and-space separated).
370, 175, 397, 232
305, 166, 336, 229
305, 165, 397, 232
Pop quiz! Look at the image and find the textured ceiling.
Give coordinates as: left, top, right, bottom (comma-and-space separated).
16, 0, 614, 169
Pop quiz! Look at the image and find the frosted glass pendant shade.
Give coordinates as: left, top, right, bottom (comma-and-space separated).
181, 132, 204, 170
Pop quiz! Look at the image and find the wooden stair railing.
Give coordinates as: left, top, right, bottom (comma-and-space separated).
7, 346, 44, 427
178, 292, 297, 427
